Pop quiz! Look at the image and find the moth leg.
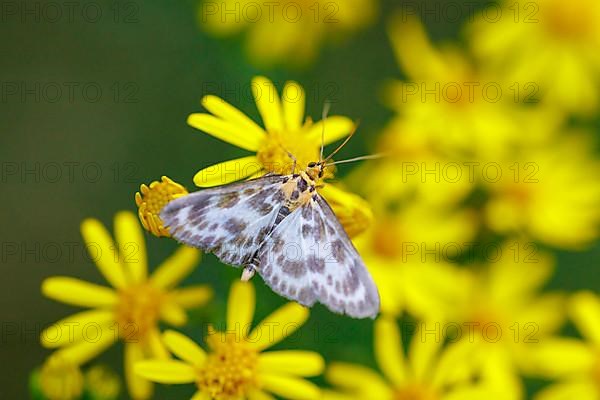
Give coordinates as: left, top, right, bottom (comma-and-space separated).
241, 265, 256, 281
278, 143, 297, 173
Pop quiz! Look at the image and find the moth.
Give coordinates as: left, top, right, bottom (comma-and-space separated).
161, 127, 381, 319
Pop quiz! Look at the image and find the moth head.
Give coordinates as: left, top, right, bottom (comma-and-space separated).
306, 161, 325, 180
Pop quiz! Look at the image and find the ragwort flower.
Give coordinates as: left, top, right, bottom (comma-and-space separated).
188, 76, 372, 237
136, 281, 324, 400
40, 211, 212, 399
198, 0, 377, 68
327, 316, 490, 400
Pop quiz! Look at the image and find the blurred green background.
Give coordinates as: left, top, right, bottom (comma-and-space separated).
1, 0, 599, 398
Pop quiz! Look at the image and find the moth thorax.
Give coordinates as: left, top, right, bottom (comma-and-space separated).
304, 165, 321, 182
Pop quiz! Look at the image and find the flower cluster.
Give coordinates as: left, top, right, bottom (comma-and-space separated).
31, 0, 600, 399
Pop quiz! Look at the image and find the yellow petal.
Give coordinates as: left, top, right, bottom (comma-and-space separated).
188, 113, 261, 151
150, 246, 200, 289
40, 310, 118, 348
431, 339, 478, 389
163, 330, 207, 366
134, 360, 196, 384
146, 328, 170, 360
114, 211, 147, 284
80, 218, 127, 289
191, 391, 211, 400
282, 81, 305, 131
320, 184, 373, 238
326, 363, 391, 398
569, 291, 600, 344
160, 301, 188, 326
249, 303, 308, 351
374, 317, 406, 386
535, 381, 597, 400
228, 281, 255, 334
125, 342, 153, 400
260, 373, 320, 400
259, 351, 324, 377
52, 330, 116, 365
248, 388, 276, 400
408, 320, 443, 381
528, 338, 595, 378
171, 285, 214, 309
307, 116, 354, 146
41, 310, 115, 348
41, 277, 117, 308
320, 390, 356, 400
252, 76, 284, 132
442, 387, 492, 400
193, 156, 262, 187
201, 95, 267, 141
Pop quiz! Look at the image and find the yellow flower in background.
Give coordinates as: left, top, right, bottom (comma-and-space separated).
84, 365, 121, 400
30, 358, 122, 400
189, 76, 372, 237
353, 203, 477, 318
34, 357, 84, 400
198, 0, 377, 67
385, 16, 558, 160
360, 121, 475, 209
135, 176, 189, 237
136, 281, 323, 400
444, 242, 565, 390
327, 316, 489, 399
40, 211, 213, 400
530, 291, 600, 400
468, 0, 600, 115
484, 134, 600, 249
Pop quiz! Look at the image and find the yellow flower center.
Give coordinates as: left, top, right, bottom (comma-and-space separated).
502, 183, 533, 214
39, 357, 84, 400
135, 176, 188, 237
115, 284, 164, 342
542, 0, 596, 40
256, 124, 334, 180
196, 331, 259, 400
394, 384, 439, 400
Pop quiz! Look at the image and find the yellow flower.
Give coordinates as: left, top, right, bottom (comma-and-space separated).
36, 357, 84, 400
352, 200, 477, 318
468, 0, 600, 115
40, 211, 213, 400
135, 176, 189, 237
354, 126, 475, 209
345, 114, 480, 319
188, 76, 372, 237
530, 291, 600, 400
198, 0, 377, 68
385, 16, 557, 160
136, 281, 324, 400
85, 365, 121, 400
442, 241, 565, 394
483, 134, 600, 249
327, 316, 489, 399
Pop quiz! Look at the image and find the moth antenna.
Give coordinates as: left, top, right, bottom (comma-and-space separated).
320, 101, 331, 162
325, 153, 387, 166
323, 121, 360, 163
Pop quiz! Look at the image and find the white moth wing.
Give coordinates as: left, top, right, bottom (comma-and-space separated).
257, 194, 380, 319
160, 175, 286, 266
